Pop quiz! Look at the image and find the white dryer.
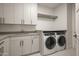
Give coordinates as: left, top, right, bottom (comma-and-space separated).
40, 31, 57, 56
56, 31, 66, 52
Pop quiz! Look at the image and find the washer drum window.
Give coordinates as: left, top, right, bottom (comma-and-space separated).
45, 37, 56, 49
58, 36, 66, 46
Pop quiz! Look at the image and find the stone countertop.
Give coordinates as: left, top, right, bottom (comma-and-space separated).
0, 34, 15, 41
0, 31, 41, 41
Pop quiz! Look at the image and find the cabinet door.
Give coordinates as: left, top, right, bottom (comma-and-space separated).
10, 37, 22, 56
24, 4, 31, 24
22, 36, 32, 55
14, 3, 24, 24
32, 35, 39, 53
3, 3, 15, 24
0, 4, 4, 24
30, 3, 37, 25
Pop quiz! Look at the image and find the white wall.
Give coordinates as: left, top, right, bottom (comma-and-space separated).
36, 5, 55, 31
54, 3, 75, 49
36, 4, 67, 31
72, 4, 76, 48
36, 17, 58, 31
54, 4, 74, 49
66, 4, 73, 49
38, 5, 54, 15
53, 4, 67, 30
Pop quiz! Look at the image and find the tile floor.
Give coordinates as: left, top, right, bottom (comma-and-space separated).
30, 48, 76, 56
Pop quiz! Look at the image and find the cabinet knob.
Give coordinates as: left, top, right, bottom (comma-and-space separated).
73, 34, 77, 38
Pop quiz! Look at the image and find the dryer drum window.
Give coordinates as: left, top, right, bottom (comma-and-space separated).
45, 37, 56, 49
58, 36, 66, 46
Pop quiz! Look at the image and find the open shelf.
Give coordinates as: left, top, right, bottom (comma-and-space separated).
38, 13, 58, 19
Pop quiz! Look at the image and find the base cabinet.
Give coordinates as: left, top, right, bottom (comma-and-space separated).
10, 37, 22, 56
10, 35, 39, 56
22, 36, 32, 55
32, 35, 39, 53
0, 4, 3, 24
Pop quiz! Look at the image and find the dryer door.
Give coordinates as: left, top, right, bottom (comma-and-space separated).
58, 36, 66, 47
45, 37, 56, 49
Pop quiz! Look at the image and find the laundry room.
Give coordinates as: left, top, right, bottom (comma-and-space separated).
0, 3, 78, 56
36, 3, 75, 55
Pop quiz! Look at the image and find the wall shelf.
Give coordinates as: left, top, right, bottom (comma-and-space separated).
38, 13, 58, 19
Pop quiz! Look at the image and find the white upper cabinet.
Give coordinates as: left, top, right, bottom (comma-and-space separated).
24, 3, 37, 25
24, 3, 32, 24
14, 3, 24, 24
30, 3, 37, 25
3, 3, 15, 24
0, 3, 37, 25
0, 4, 3, 24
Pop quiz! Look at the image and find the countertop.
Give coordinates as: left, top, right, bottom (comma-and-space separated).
0, 31, 40, 41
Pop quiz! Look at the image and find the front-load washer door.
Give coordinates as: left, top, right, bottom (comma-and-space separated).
45, 37, 56, 50
58, 36, 66, 47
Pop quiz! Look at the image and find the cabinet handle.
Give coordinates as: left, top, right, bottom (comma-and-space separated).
77, 8, 79, 13
21, 19, 23, 24
3, 17, 5, 24
73, 34, 77, 38
21, 20, 22, 24
0, 17, 2, 23
32, 40, 33, 44
31, 19, 32, 24
23, 20, 24, 24
20, 41, 21, 47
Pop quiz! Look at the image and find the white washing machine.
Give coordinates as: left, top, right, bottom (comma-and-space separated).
56, 31, 66, 52
40, 31, 57, 56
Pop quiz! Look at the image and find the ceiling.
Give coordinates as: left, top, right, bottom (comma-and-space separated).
38, 3, 62, 9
